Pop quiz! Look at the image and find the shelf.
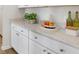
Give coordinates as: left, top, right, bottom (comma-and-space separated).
18, 5, 79, 9
18, 5, 48, 9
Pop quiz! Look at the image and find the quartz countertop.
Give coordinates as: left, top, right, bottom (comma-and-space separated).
11, 19, 79, 49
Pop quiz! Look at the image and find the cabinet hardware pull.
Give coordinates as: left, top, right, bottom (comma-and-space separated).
47, 52, 51, 54
21, 30, 23, 32
35, 37, 37, 39
16, 33, 19, 36
43, 50, 46, 52
60, 49, 64, 52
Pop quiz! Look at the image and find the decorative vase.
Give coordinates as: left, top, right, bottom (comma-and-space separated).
24, 19, 37, 24
29, 19, 37, 24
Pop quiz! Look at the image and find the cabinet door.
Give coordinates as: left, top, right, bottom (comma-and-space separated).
29, 39, 55, 54
11, 29, 20, 53
18, 34, 28, 54
11, 29, 28, 54
29, 39, 45, 54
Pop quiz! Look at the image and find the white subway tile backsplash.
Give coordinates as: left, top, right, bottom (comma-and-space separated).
25, 6, 79, 28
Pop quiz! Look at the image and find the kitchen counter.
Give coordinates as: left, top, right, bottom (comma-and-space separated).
11, 19, 79, 49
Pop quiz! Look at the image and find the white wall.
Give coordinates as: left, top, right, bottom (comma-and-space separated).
25, 7, 52, 21
0, 6, 3, 35
25, 6, 79, 29
51, 6, 79, 29
2, 5, 23, 50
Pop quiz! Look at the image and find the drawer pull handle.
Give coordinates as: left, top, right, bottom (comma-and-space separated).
43, 50, 46, 52
47, 52, 51, 54
60, 49, 64, 52
35, 37, 38, 39
21, 30, 23, 32
16, 33, 19, 36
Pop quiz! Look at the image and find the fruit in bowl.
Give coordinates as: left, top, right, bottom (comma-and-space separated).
49, 22, 54, 26
44, 21, 49, 26
42, 21, 55, 26
41, 21, 56, 29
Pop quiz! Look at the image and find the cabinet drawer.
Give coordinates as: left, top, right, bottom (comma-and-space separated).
29, 30, 79, 54
11, 24, 28, 37
29, 39, 55, 54
56, 43, 79, 54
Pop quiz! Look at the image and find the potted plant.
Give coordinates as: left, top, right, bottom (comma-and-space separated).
24, 13, 37, 24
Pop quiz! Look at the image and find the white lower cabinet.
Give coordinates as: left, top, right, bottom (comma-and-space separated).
17, 33, 28, 54
29, 39, 55, 54
11, 25, 28, 54
11, 24, 79, 54
11, 29, 20, 53
29, 30, 79, 54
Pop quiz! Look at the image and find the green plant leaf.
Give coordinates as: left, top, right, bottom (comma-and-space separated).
24, 12, 37, 20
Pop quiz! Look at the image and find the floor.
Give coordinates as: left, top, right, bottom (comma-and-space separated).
0, 36, 17, 54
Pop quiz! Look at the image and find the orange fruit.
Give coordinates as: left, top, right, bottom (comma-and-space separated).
48, 22, 54, 26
